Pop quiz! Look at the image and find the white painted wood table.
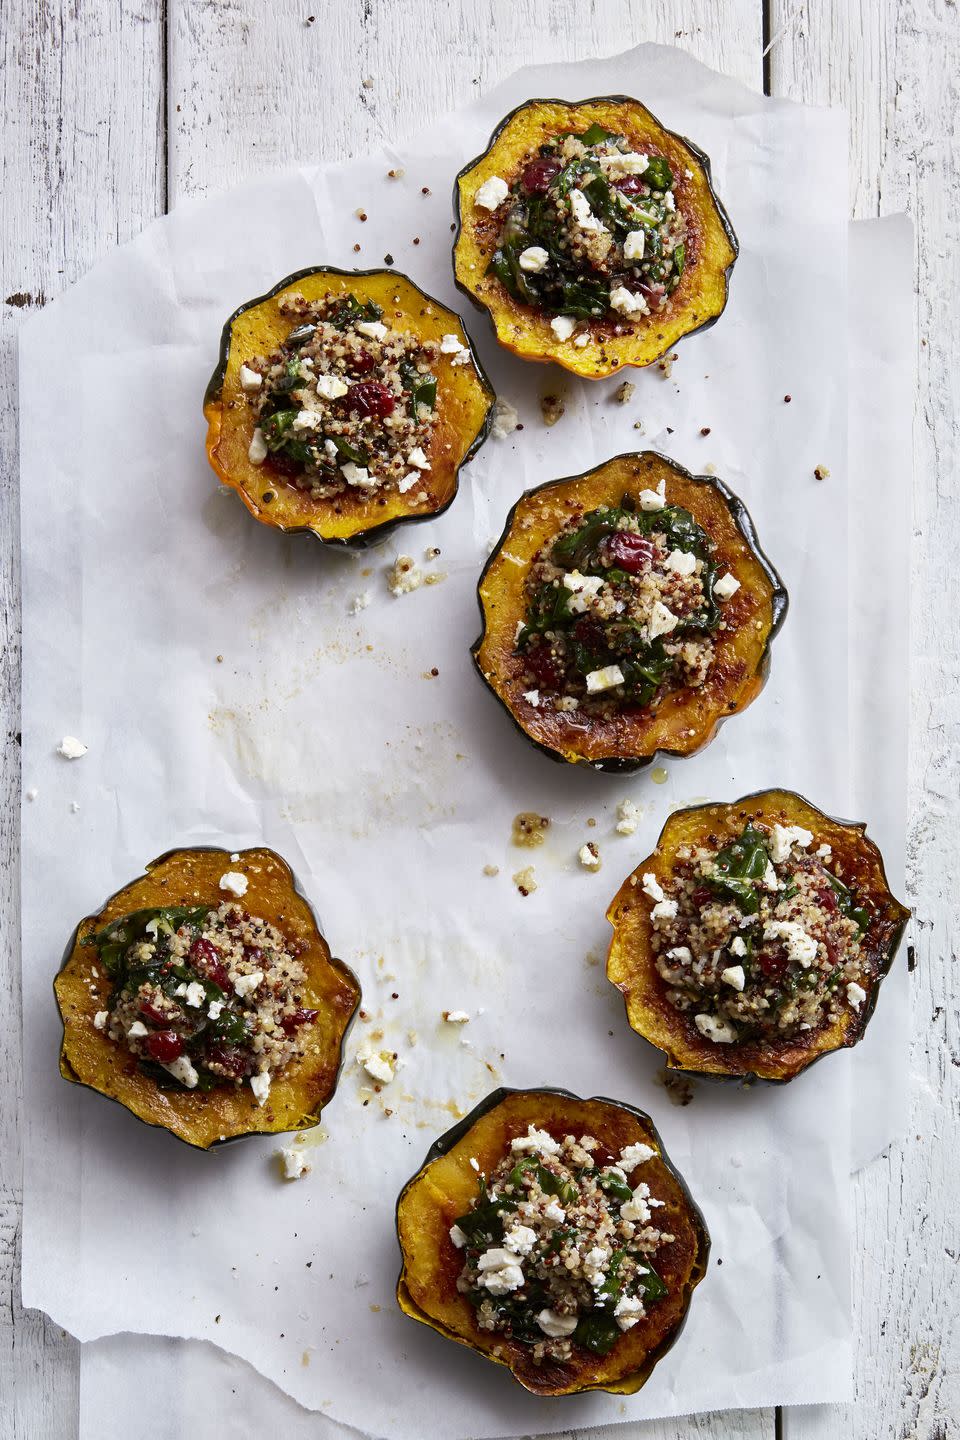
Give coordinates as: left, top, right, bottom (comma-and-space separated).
2, 2, 957, 1436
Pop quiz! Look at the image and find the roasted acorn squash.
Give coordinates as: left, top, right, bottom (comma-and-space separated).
607, 790, 911, 1083
453, 97, 737, 378
203, 267, 495, 547
54, 846, 361, 1148
472, 451, 786, 771
395, 1086, 709, 1397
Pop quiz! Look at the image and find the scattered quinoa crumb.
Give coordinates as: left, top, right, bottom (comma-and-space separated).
540, 393, 565, 427
613, 380, 635, 405
387, 556, 423, 595
814, 464, 831, 481
512, 866, 537, 897
483, 864, 500, 877
578, 842, 601, 870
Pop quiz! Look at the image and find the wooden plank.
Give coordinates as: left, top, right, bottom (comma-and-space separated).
0, 2, 166, 1437
769, 2, 960, 1437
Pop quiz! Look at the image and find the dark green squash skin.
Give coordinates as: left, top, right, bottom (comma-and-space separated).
608, 789, 912, 1086
54, 845, 361, 1150
204, 265, 497, 550
452, 95, 739, 369
395, 1084, 711, 1394
471, 451, 789, 773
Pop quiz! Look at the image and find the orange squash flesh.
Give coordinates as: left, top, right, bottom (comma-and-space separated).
203, 268, 495, 546
472, 451, 786, 771
396, 1087, 709, 1397
454, 97, 738, 378
55, 846, 361, 1148
607, 790, 911, 1083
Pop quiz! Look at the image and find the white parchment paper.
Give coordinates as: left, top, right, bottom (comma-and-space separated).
19, 45, 894, 1434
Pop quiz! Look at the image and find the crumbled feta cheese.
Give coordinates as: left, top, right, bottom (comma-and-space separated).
184, 981, 206, 1009
619, 1142, 656, 1170
769, 823, 814, 863
234, 969, 264, 998
536, 1308, 579, 1338
219, 870, 248, 897
542, 1200, 566, 1224
474, 175, 509, 210
586, 664, 625, 693
609, 284, 648, 317
314, 373, 349, 399
666, 945, 693, 963
641, 872, 664, 903
323, 438, 339, 458
563, 570, 604, 612
449, 1223, 468, 1249
25, 787, 38, 801
651, 898, 678, 920
387, 556, 423, 595
550, 314, 577, 342
57, 736, 87, 760
522, 689, 540, 707
694, 1012, 738, 1044
397, 472, 420, 493
763, 919, 819, 968
573, 333, 590, 347
721, 964, 746, 991
816, 843, 833, 860
127, 1021, 148, 1039
846, 981, 867, 1008
568, 188, 607, 234
648, 600, 678, 639
408, 446, 431, 470
578, 843, 601, 870
614, 1293, 646, 1330
93, 1010, 108, 1031
443, 1010, 470, 1024
476, 1249, 525, 1295
597, 151, 649, 176
165, 1054, 199, 1089
491, 397, 519, 438
761, 861, 781, 892
511, 1125, 561, 1156
249, 1069, 272, 1105
664, 189, 676, 211
666, 548, 697, 576
341, 462, 376, 488
174, 982, 188, 997
291, 408, 322, 430
355, 319, 388, 340
360, 1051, 394, 1084
518, 246, 549, 273
439, 332, 466, 355
207, 1000, 224, 1020
349, 591, 371, 615
247, 427, 268, 464
504, 1224, 537, 1257
620, 1181, 652, 1224
239, 364, 262, 392
638, 479, 667, 511
713, 571, 741, 601
623, 229, 646, 262
730, 936, 747, 958
278, 1146, 310, 1180
616, 799, 640, 835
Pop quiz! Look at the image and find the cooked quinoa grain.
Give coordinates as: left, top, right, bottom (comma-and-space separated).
451, 1126, 673, 1364
649, 821, 875, 1042
87, 902, 316, 1101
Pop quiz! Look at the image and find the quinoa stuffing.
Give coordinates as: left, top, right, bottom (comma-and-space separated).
647, 820, 876, 1043
515, 484, 740, 714
86, 901, 318, 1104
478, 124, 688, 341
240, 290, 467, 500
450, 1126, 673, 1365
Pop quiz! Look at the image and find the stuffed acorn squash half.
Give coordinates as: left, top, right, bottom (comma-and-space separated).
607, 790, 911, 1083
55, 846, 361, 1148
204, 267, 495, 546
396, 1087, 709, 1397
472, 451, 786, 771
454, 97, 737, 377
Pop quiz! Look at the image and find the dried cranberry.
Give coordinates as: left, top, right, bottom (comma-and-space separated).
614, 175, 647, 197
521, 157, 561, 194
243, 946, 264, 966
190, 937, 230, 990
139, 999, 169, 1027
603, 532, 655, 574
637, 281, 666, 305
524, 645, 564, 692
204, 1042, 247, 1079
146, 1030, 184, 1063
692, 886, 714, 908
350, 351, 376, 375
572, 615, 606, 653
816, 885, 839, 915
348, 380, 395, 419
757, 946, 789, 980
280, 1007, 319, 1036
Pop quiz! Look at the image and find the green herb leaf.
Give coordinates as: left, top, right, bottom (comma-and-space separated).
643, 155, 674, 190
573, 1311, 620, 1355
